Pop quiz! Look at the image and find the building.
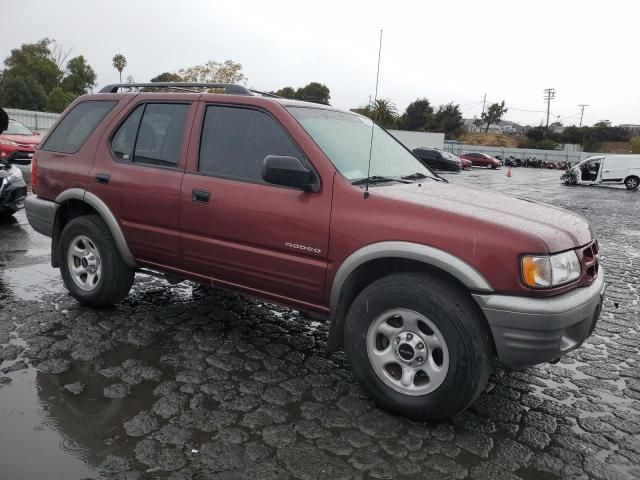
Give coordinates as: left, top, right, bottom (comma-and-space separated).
619, 124, 640, 135
463, 118, 525, 135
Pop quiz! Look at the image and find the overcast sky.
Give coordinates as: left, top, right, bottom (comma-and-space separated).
3, 0, 639, 126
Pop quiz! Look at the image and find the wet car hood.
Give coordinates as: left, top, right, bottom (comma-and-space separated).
375, 181, 594, 252
0, 134, 40, 146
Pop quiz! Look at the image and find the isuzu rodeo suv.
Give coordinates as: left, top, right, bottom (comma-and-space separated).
25, 83, 605, 419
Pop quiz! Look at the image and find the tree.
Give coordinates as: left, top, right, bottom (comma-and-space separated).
271, 83, 331, 105
481, 101, 507, 133
112, 54, 127, 83
472, 118, 482, 132
178, 60, 246, 84
397, 98, 433, 131
354, 99, 398, 129
61, 55, 97, 95
432, 103, 463, 139
46, 86, 75, 113
295, 82, 330, 105
273, 86, 296, 99
150, 72, 183, 82
0, 75, 48, 110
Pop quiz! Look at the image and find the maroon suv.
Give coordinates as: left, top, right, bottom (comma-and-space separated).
459, 152, 502, 169
25, 83, 605, 420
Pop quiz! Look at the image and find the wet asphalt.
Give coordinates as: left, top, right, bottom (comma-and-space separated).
0, 168, 639, 480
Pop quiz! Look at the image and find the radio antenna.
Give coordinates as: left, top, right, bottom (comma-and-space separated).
364, 29, 383, 199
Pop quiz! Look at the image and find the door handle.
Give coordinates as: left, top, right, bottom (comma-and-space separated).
604, 170, 611, 172
95, 173, 110, 184
192, 189, 211, 203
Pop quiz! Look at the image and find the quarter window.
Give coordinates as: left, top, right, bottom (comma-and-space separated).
42, 100, 117, 153
199, 105, 305, 182
110, 103, 189, 167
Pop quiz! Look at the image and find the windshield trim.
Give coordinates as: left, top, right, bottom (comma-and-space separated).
286, 106, 440, 185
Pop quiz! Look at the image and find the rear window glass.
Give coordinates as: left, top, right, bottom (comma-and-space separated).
42, 100, 117, 153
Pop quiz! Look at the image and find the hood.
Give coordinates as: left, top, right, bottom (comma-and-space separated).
375, 181, 593, 252
0, 134, 40, 146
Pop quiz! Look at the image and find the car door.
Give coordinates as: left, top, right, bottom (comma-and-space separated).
90, 99, 195, 268
180, 101, 333, 308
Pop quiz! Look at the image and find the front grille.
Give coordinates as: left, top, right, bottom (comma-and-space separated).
580, 240, 600, 284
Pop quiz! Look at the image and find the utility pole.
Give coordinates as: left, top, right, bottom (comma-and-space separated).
481, 93, 487, 116
578, 104, 589, 127
543, 88, 556, 130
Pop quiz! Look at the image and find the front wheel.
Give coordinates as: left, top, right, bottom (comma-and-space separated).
624, 176, 639, 190
344, 272, 493, 420
59, 215, 134, 307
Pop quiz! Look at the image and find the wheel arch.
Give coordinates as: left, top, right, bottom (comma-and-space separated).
327, 242, 494, 351
51, 189, 136, 268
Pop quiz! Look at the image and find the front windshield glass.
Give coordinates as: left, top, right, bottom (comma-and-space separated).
5, 120, 33, 136
288, 107, 435, 182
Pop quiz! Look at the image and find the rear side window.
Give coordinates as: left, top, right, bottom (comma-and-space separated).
199, 105, 304, 182
42, 100, 117, 153
110, 103, 189, 167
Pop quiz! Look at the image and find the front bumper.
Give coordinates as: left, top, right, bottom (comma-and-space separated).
473, 269, 605, 369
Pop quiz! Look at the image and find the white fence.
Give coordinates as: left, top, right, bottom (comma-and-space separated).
388, 130, 445, 150
443, 143, 601, 166
3, 108, 60, 134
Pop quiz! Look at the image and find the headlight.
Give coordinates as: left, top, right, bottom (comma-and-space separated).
521, 250, 581, 288
0, 139, 19, 147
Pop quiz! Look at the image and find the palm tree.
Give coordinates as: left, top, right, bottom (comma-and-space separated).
370, 99, 398, 129
112, 54, 127, 83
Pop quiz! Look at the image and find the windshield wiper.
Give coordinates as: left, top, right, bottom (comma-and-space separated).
351, 176, 397, 185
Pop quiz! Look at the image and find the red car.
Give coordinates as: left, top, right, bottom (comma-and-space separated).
459, 152, 501, 169
25, 82, 604, 420
0, 119, 41, 166
457, 155, 472, 170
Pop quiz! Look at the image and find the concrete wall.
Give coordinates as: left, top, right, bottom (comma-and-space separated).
388, 130, 445, 150
3, 108, 60, 134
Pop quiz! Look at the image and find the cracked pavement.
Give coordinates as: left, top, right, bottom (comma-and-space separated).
0, 168, 639, 479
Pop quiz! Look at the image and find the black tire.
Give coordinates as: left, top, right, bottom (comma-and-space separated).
0, 208, 16, 221
624, 176, 639, 190
344, 272, 493, 421
59, 215, 134, 307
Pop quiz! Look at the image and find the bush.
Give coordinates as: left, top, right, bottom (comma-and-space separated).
631, 136, 640, 154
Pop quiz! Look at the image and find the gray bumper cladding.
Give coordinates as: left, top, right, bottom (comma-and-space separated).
24, 195, 58, 237
473, 269, 605, 369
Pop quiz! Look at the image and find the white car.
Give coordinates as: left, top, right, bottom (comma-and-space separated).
563, 155, 640, 190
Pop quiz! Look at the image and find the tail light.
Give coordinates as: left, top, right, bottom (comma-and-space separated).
31, 153, 38, 194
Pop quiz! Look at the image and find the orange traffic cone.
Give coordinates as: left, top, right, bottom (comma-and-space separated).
506, 166, 512, 177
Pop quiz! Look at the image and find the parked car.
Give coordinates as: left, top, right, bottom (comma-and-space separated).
0, 110, 28, 219
412, 148, 461, 172
562, 155, 640, 190
457, 155, 472, 170
459, 152, 502, 169
25, 82, 604, 420
0, 118, 41, 184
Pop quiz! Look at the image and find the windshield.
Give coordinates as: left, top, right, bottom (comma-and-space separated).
288, 107, 435, 182
440, 151, 456, 159
5, 120, 33, 136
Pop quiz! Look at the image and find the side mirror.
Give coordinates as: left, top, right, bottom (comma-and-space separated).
262, 155, 318, 192
0, 108, 8, 134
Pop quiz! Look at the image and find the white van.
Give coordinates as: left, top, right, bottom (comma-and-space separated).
562, 155, 640, 190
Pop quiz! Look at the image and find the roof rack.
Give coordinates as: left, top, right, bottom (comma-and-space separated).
99, 82, 253, 95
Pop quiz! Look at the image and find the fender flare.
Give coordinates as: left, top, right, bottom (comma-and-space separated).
329, 241, 493, 318
55, 188, 137, 268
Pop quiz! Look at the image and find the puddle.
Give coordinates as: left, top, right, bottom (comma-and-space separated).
0, 366, 96, 480
1, 263, 63, 301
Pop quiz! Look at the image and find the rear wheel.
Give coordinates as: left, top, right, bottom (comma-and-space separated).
624, 176, 639, 190
59, 215, 134, 307
344, 272, 493, 420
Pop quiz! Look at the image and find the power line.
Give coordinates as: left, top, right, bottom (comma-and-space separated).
543, 88, 556, 129
578, 104, 589, 127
